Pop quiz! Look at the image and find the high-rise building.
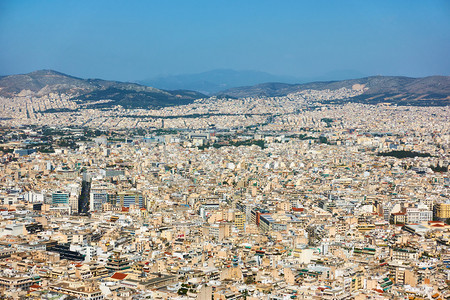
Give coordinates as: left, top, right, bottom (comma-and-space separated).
234, 211, 245, 230
434, 201, 450, 221
90, 187, 110, 212
118, 191, 144, 208
69, 195, 79, 214
52, 191, 69, 205
107, 192, 118, 206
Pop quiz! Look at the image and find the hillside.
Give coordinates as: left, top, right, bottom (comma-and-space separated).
0, 70, 206, 109
216, 76, 450, 106
1, 71, 449, 108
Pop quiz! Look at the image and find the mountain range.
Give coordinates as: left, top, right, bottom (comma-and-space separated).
138, 69, 300, 95
0, 70, 449, 108
217, 75, 450, 106
0, 70, 206, 109
138, 69, 369, 94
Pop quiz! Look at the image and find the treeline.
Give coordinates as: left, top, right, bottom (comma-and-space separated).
199, 139, 265, 150
377, 150, 432, 158
431, 165, 448, 172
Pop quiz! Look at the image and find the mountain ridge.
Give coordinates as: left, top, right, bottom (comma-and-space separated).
216, 75, 450, 106
0, 70, 206, 109
0, 70, 449, 107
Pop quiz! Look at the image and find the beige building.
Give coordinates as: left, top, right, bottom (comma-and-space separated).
434, 202, 450, 221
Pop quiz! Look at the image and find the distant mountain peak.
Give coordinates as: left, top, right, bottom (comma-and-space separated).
30, 69, 65, 75
26, 69, 81, 79
0, 70, 206, 109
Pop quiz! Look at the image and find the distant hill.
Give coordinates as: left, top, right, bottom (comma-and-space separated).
138, 69, 299, 94
216, 75, 450, 106
2, 70, 448, 108
0, 70, 206, 109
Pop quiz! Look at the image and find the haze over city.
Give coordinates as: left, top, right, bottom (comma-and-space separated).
1, 0, 449, 83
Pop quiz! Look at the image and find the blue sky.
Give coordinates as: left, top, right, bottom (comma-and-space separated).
0, 0, 449, 81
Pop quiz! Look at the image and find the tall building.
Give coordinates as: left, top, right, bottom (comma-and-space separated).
107, 192, 118, 206
52, 191, 69, 205
234, 211, 245, 230
89, 187, 109, 212
118, 191, 144, 208
69, 194, 79, 214
434, 201, 450, 222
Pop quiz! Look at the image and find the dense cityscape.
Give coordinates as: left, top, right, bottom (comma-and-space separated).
0, 88, 449, 299
1, 0, 450, 299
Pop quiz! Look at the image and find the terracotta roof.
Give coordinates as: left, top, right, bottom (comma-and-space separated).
111, 272, 128, 280
29, 284, 41, 289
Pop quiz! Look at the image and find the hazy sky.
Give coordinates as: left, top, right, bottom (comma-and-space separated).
1, 0, 449, 81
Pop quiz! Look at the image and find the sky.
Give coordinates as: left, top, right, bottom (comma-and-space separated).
0, 0, 449, 81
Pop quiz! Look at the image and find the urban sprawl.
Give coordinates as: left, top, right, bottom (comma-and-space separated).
0, 88, 449, 299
